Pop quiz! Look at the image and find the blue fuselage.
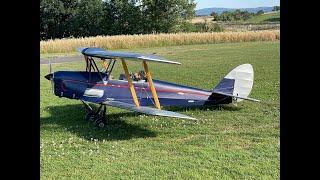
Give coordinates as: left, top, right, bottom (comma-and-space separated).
52, 71, 231, 107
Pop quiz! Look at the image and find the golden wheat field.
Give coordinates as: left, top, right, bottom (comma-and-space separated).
40, 30, 280, 54
189, 16, 215, 23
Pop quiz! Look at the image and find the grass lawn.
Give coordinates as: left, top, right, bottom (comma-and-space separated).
40, 41, 279, 179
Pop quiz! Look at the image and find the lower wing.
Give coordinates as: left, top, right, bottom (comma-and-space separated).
103, 100, 197, 120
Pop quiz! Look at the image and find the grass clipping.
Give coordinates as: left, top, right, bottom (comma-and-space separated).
41, 30, 280, 54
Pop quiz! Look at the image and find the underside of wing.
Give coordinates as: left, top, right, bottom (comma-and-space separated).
103, 101, 197, 120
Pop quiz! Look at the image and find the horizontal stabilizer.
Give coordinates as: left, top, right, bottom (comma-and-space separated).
103, 101, 197, 120
212, 91, 260, 102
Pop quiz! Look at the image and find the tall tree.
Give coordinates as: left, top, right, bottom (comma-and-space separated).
70, 0, 106, 37
40, 0, 78, 39
141, 0, 195, 33
107, 0, 144, 35
210, 11, 217, 17
272, 6, 280, 11
40, 0, 197, 39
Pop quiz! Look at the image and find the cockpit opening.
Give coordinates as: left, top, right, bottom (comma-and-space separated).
119, 70, 147, 82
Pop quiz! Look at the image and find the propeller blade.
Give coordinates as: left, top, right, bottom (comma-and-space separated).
51, 78, 54, 94
48, 59, 54, 94
49, 59, 52, 74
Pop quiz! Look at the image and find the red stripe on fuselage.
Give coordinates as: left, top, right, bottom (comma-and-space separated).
61, 79, 211, 97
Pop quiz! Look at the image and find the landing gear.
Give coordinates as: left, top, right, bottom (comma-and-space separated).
81, 101, 107, 128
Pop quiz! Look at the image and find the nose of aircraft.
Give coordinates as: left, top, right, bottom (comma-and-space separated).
45, 73, 53, 80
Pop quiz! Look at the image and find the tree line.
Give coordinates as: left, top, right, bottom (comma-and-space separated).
40, 0, 196, 40
210, 9, 264, 22
210, 6, 280, 22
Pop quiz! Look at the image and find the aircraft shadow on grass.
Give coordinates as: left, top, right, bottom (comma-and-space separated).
41, 104, 241, 141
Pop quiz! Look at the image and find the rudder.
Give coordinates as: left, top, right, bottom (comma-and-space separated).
213, 64, 254, 102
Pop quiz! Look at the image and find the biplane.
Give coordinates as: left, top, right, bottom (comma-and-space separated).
45, 47, 260, 128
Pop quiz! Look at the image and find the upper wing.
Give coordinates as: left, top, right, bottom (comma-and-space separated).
77, 47, 181, 65
103, 100, 197, 120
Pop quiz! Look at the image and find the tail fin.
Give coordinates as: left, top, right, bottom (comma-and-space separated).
212, 64, 258, 102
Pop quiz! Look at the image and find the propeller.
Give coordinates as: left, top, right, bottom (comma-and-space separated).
44, 59, 54, 94
49, 59, 52, 74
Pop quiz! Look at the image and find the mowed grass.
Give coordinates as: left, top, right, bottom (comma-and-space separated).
40, 41, 279, 179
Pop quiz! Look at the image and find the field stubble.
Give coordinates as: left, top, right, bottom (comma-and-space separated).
40, 30, 279, 54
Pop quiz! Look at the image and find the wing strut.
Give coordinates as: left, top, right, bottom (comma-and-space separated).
143, 61, 161, 110
121, 59, 140, 108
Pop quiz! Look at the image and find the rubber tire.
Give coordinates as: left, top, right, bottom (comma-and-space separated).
94, 117, 105, 128
85, 112, 95, 122
97, 122, 105, 128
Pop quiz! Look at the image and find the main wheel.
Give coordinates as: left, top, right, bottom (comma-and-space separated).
85, 112, 95, 122
94, 117, 106, 128
97, 121, 105, 128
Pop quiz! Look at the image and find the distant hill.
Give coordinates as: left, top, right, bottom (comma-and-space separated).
245, 11, 280, 23
196, 7, 274, 16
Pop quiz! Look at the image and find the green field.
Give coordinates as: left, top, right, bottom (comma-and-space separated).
40, 41, 279, 179
246, 12, 280, 24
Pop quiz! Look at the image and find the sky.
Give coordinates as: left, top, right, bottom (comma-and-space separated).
194, 0, 280, 10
